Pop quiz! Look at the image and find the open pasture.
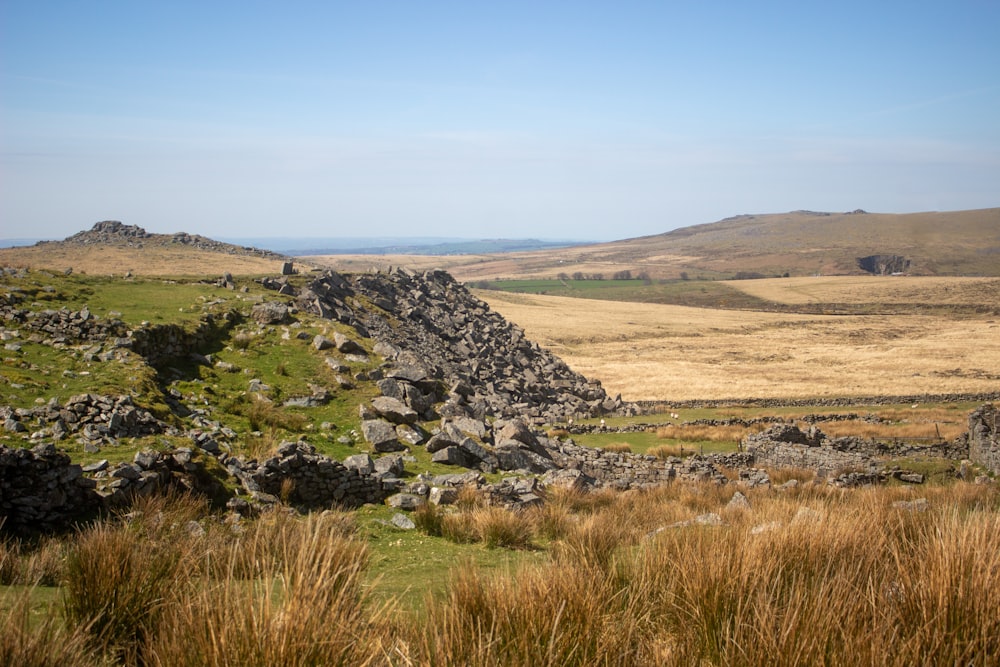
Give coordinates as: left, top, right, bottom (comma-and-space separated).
478, 276, 1000, 402
726, 275, 1000, 307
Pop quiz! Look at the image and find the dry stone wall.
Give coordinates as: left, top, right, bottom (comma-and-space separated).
968, 404, 999, 474
228, 441, 395, 509
744, 424, 970, 478
0, 444, 100, 535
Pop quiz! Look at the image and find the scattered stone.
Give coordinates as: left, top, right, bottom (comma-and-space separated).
250, 301, 289, 325
390, 512, 416, 530
387, 493, 425, 511
727, 491, 752, 511
343, 454, 374, 475
312, 335, 335, 351
371, 397, 418, 425
429, 486, 458, 505
892, 498, 929, 512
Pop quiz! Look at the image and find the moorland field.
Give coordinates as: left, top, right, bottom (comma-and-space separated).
475, 276, 1000, 402
2, 213, 1000, 665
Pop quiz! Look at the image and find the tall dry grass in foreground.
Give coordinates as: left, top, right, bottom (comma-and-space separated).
395, 482, 1000, 666
4, 483, 1000, 665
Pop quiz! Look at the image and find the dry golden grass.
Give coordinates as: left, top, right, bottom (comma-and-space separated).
0, 244, 302, 276
8, 484, 1000, 665
479, 287, 1000, 401
726, 275, 1000, 306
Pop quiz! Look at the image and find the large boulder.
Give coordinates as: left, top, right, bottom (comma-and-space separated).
371, 397, 418, 425
361, 419, 405, 452
250, 301, 290, 324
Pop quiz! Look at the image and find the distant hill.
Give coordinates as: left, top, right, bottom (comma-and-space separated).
319, 208, 1000, 280
618, 208, 1000, 277
220, 236, 587, 255
0, 221, 301, 276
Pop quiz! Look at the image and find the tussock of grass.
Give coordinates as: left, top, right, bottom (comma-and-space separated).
0, 593, 102, 667
600, 441, 632, 453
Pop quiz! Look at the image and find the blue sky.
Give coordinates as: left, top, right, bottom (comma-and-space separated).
2, 1, 998, 241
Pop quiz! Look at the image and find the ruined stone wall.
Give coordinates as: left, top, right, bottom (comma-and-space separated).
744, 424, 971, 476
748, 441, 871, 474
968, 404, 999, 474
128, 311, 238, 365
0, 444, 100, 535
231, 442, 394, 509
548, 439, 727, 488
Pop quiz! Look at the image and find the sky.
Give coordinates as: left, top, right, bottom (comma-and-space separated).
2, 1, 999, 242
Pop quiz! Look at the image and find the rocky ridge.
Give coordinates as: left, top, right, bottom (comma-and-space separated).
44, 220, 288, 261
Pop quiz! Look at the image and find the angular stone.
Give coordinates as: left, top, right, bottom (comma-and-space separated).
449, 416, 489, 441
432, 446, 475, 468
495, 442, 556, 474
727, 491, 752, 511
390, 512, 416, 529
429, 486, 458, 505
250, 301, 289, 325
386, 493, 425, 511
395, 423, 425, 446
313, 335, 335, 351
333, 332, 365, 355
374, 455, 405, 477
425, 432, 459, 454
361, 419, 402, 451
371, 397, 418, 425
385, 364, 429, 383
892, 498, 929, 512
343, 454, 374, 475
133, 449, 159, 469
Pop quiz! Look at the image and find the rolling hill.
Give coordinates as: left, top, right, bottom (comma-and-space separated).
311, 208, 1000, 280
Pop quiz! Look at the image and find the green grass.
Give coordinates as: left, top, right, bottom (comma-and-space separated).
0, 270, 391, 465
357, 504, 545, 611
475, 278, 781, 309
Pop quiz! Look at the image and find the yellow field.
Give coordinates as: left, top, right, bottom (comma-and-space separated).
726, 275, 1000, 306
0, 244, 308, 277
479, 280, 1000, 401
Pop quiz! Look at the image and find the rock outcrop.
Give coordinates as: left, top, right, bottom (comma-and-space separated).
298, 268, 638, 422
857, 254, 910, 275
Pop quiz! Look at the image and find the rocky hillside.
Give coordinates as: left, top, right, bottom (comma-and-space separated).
295, 268, 633, 422
0, 221, 294, 275
0, 259, 651, 533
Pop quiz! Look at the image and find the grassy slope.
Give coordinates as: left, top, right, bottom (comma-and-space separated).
313, 207, 1000, 281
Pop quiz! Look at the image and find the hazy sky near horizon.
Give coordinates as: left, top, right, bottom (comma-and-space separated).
2, 1, 998, 241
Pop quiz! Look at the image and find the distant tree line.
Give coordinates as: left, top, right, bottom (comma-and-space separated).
557, 270, 651, 282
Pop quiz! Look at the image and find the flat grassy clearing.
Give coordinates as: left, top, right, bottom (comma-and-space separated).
478, 285, 1000, 401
